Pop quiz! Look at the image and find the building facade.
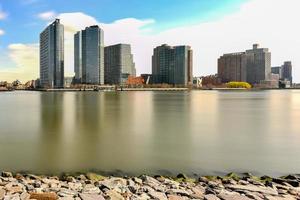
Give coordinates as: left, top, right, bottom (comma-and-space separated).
281, 61, 292, 84
245, 44, 271, 84
218, 52, 247, 83
74, 25, 104, 84
40, 19, 64, 88
217, 44, 271, 85
104, 44, 136, 85
271, 66, 282, 78
152, 44, 193, 85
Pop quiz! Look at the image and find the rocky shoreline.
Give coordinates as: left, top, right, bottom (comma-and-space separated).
1, 172, 300, 200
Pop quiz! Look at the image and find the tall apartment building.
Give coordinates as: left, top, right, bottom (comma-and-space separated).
152, 44, 193, 85
40, 19, 64, 88
245, 44, 271, 84
218, 52, 247, 83
218, 44, 271, 85
74, 25, 104, 84
104, 44, 136, 85
281, 61, 292, 84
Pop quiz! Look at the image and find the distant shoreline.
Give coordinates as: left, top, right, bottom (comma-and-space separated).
1, 87, 300, 93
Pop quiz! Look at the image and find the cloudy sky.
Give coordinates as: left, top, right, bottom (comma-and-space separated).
0, 0, 299, 82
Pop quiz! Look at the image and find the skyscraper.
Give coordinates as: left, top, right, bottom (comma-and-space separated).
40, 19, 64, 88
104, 44, 136, 85
245, 44, 271, 84
218, 52, 247, 83
281, 61, 292, 84
74, 25, 104, 84
152, 44, 193, 85
74, 31, 82, 83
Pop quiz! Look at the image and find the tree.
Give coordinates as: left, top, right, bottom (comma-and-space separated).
226, 82, 252, 89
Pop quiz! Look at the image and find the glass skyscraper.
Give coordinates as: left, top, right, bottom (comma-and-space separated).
40, 19, 64, 88
104, 44, 136, 85
74, 25, 104, 85
152, 44, 193, 85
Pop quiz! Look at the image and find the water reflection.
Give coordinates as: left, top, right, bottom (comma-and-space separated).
0, 90, 300, 175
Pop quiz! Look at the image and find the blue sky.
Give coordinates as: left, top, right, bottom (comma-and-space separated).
0, 0, 247, 46
1, 0, 299, 83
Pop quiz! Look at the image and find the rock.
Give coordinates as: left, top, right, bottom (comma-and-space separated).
106, 190, 125, 200
57, 188, 78, 197
148, 191, 168, 200
190, 186, 205, 199
283, 175, 299, 181
226, 184, 278, 196
3, 193, 20, 200
244, 191, 264, 200
20, 192, 30, 200
82, 184, 100, 194
86, 173, 106, 182
2, 172, 13, 178
168, 194, 185, 200
204, 194, 220, 200
272, 178, 300, 187
176, 174, 188, 180
132, 177, 143, 185
99, 178, 127, 190
218, 191, 252, 200
166, 189, 190, 196
79, 193, 105, 200
0, 188, 6, 199
30, 192, 58, 200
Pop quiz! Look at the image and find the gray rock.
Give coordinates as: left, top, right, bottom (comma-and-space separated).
226, 184, 278, 196
82, 184, 101, 194
79, 193, 105, 200
204, 194, 220, 200
148, 191, 168, 200
2, 172, 13, 178
166, 189, 190, 196
58, 188, 78, 197
218, 191, 252, 200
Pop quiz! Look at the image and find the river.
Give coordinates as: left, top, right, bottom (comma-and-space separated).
0, 90, 299, 176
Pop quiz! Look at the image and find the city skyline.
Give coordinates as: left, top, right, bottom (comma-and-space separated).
0, 0, 300, 82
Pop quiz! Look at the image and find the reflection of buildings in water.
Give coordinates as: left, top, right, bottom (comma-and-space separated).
37, 92, 65, 173
150, 92, 193, 174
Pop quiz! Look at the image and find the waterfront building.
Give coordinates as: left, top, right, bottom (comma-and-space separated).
271, 66, 282, 78
74, 31, 82, 83
104, 44, 136, 85
40, 19, 64, 88
281, 61, 293, 84
152, 44, 193, 85
245, 44, 271, 84
74, 25, 104, 84
217, 44, 271, 85
218, 52, 247, 83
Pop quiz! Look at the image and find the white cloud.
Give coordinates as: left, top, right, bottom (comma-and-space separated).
55, 0, 300, 82
38, 11, 57, 21
0, 29, 4, 36
0, 43, 39, 82
2, 0, 300, 82
0, 10, 7, 20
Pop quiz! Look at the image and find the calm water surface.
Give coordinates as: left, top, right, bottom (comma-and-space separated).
0, 90, 300, 176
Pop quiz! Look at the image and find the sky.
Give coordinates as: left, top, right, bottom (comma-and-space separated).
0, 0, 299, 82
